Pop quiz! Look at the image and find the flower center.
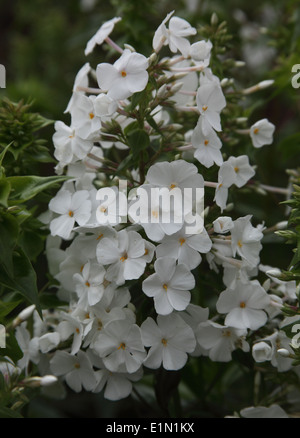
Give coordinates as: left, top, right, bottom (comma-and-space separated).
118, 342, 126, 350
96, 233, 104, 240
121, 70, 127, 77
85, 281, 90, 287
237, 240, 243, 248
253, 128, 259, 134
234, 166, 239, 173
74, 363, 80, 369
75, 328, 80, 334
163, 284, 168, 291
202, 105, 208, 112
170, 183, 177, 190
204, 139, 209, 146
100, 206, 107, 213
240, 301, 246, 308
89, 112, 95, 119
161, 338, 168, 346
222, 329, 231, 337
144, 248, 149, 255
68, 210, 74, 217
179, 238, 186, 246
120, 254, 128, 262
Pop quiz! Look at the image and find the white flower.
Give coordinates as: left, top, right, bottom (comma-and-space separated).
258, 331, 294, 372
93, 366, 143, 401
96, 229, 147, 285
155, 226, 212, 270
191, 119, 223, 168
96, 185, 127, 226
38, 332, 61, 354
214, 162, 236, 212
96, 49, 149, 100
15, 323, 40, 372
52, 121, 93, 166
73, 261, 106, 308
153, 12, 196, 57
65, 62, 91, 113
141, 313, 196, 370
85, 17, 122, 56
196, 320, 249, 362
213, 216, 234, 234
252, 341, 273, 363
190, 40, 212, 64
64, 62, 91, 113
71, 94, 101, 140
57, 313, 85, 355
142, 257, 195, 315
178, 304, 209, 356
196, 82, 226, 135
94, 93, 118, 117
49, 189, 92, 240
250, 118, 275, 148
227, 155, 255, 188
93, 319, 146, 373
231, 215, 263, 267
145, 159, 204, 220
50, 350, 96, 393
216, 279, 270, 330
82, 290, 132, 349
72, 225, 117, 260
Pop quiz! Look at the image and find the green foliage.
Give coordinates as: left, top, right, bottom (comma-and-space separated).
0, 98, 69, 415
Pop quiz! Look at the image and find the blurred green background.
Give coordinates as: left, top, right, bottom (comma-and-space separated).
1, 0, 300, 418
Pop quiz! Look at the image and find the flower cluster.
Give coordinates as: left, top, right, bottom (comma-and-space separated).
9, 11, 298, 405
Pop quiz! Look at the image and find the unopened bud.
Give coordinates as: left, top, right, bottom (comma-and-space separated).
220, 78, 229, 87
123, 43, 135, 52
275, 221, 288, 230
12, 305, 36, 328
170, 81, 184, 93
234, 61, 246, 68
157, 84, 168, 98
23, 375, 58, 388
262, 278, 271, 292
127, 303, 136, 313
211, 12, 219, 26
148, 52, 158, 66
236, 117, 248, 124
257, 79, 274, 90
266, 268, 282, 279
277, 348, 290, 358
40, 375, 58, 387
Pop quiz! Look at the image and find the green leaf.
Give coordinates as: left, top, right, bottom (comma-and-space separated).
0, 300, 22, 321
0, 178, 11, 207
7, 175, 69, 204
127, 129, 150, 158
0, 248, 41, 316
0, 213, 19, 277
0, 142, 13, 169
0, 407, 23, 418
0, 331, 23, 364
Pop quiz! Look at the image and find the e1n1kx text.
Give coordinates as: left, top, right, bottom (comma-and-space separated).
106, 422, 195, 434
